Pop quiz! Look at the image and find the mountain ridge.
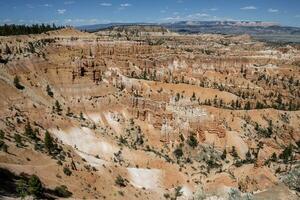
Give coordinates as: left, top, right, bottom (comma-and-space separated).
77, 21, 300, 43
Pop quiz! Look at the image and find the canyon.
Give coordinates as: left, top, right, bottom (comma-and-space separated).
0, 27, 299, 199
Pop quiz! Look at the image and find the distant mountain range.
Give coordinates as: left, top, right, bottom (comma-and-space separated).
77, 23, 155, 32
77, 21, 300, 43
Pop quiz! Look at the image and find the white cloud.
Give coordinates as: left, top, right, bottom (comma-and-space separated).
188, 13, 210, 18
100, 3, 112, 6
64, 18, 109, 25
57, 9, 66, 14
241, 6, 257, 10
208, 8, 218, 11
295, 15, 300, 18
268, 8, 279, 13
118, 3, 131, 10
120, 3, 131, 7
161, 12, 236, 22
163, 16, 182, 21
65, 19, 73, 23
42, 4, 52, 7
2, 19, 11, 23
163, 13, 214, 21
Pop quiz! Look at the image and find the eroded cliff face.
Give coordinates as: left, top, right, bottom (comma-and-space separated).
0, 28, 299, 200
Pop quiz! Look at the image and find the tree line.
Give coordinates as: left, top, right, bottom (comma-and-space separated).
0, 24, 64, 36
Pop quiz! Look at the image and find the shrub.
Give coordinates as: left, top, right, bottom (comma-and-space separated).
63, 166, 72, 176
173, 147, 183, 159
174, 186, 183, 198
115, 175, 126, 187
193, 186, 206, 200
282, 165, 300, 192
14, 76, 25, 90
54, 185, 72, 198
187, 134, 198, 148
228, 188, 242, 200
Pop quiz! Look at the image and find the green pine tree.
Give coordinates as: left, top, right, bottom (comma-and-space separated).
44, 131, 53, 153
28, 175, 43, 198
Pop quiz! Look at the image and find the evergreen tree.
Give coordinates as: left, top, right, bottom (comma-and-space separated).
5, 44, 12, 54
66, 107, 72, 117
0, 24, 64, 36
190, 92, 196, 101
2, 143, 8, 153
0, 130, 4, 139
16, 179, 28, 198
24, 122, 37, 140
279, 144, 293, 163
221, 149, 227, 160
44, 131, 53, 153
175, 93, 180, 102
46, 85, 54, 97
80, 112, 85, 120
244, 101, 251, 110
270, 152, 277, 162
54, 100, 62, 114
231, 146, 239, 158
14, 133, 22, 147
28, 175, 43, 198
231, 100, 235, 109
245, 150, 252, 162
235, 99, 240, 108
174, 186, 183, 199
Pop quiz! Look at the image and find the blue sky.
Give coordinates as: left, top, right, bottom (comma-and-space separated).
1, 0, 300, 27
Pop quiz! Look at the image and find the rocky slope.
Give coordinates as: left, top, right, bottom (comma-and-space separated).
0, 28, 299, 200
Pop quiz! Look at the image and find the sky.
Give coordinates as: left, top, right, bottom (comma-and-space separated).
0, 0, 300, 27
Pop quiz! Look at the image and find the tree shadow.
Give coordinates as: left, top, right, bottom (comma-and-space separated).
0, 167, 71, 199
